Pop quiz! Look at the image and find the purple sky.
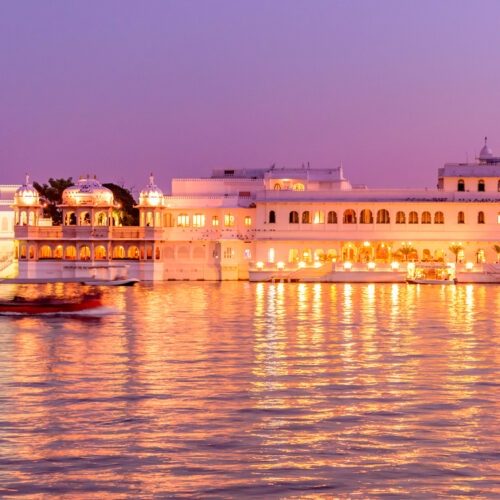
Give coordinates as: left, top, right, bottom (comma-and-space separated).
2, 0, 500, 194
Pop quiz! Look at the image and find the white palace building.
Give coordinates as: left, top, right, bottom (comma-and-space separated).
12, 139, 500, 283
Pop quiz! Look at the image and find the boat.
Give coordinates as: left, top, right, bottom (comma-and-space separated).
0, 293, 103, 315
81, 278, 139, 286
406, 263, 456, 284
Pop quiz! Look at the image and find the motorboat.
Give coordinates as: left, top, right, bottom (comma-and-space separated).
81, 278, 139, 286
406, 263, 456, 284
0, 292, 103, 315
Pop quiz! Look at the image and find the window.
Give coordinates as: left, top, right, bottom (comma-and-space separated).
146, 212, 153, 227
224, 213, 235, 227
376, 209, 390, 224
146, 247, 153, 259
20, 245, 27, 259
409, 211, 418, 224
478, 211, 485, 224
498, 180, 500, 192
458, 179, 465, 192
288, 248, 299, 262
95, 246, 106, 260
289, 211, 299, 224
212, 216, 219, 226
274, 183, 282, 190
80, 246, 91, 261
360, 209, 373, 224
343, 209, 356, 224
302, 211, 311, 224
165, 213, 174, 227
314, 211, 324, 224
421, 211, 431, 224
80, 212, 91, 226
224, 247, 233, 259
478, 179, 485, 192
112, 246, 125, 259
95, 212, 107, 226
327, 211, 337, 224
269, 210, 276, 224
458, 211, 465, 224
128, 246, 139, 259
39, 246, 52, 259
155, 247, 160, 260
396, 211, 406, 224
434, 211, 444, 224
269, 248, 275, 263
477, 249, 486, 263
192, 214, 205, 227
293, 183, 305, 191
245, 216, 252, 226
244, 249, 251, 259
64, 246, 76, 260
177, 214, 190, 227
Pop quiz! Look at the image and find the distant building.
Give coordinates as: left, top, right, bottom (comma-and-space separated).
12, 139, 500, 282
0, 184, 19, 277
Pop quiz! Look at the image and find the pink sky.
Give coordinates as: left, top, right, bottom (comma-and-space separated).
1, 0, 500, 194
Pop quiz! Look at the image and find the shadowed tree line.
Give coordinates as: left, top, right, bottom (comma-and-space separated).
33, 178, 139, 226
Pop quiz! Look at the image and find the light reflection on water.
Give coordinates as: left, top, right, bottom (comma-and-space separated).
1, 282, 500, 498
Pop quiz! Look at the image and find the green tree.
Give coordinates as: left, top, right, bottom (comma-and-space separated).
449, 243, 463, 263
33, 177, 73, 225
103, 183, 139, 226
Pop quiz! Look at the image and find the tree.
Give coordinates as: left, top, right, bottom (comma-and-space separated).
396, 243, 416, 262
33, 178, 73, 225
493, 244, 500, 263
103, 183, 139, 226
449, 243, 463, 263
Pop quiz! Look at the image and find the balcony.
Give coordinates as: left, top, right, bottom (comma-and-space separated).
15, 226, 62, 240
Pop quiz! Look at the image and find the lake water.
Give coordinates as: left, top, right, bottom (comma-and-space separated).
1, 282, 500, 498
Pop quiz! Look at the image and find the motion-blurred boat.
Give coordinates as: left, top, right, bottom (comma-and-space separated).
0, 293, 103, 314
81, 278, 139, 286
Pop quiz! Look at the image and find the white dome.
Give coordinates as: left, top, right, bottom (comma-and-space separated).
479, 137, 493, 159
15, 173, 40, 205
139, 174, 164, 206
62, 176, 114, 206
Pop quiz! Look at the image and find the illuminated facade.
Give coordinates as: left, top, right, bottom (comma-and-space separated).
13, 139, 500, 282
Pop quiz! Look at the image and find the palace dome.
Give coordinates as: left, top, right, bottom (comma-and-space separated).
62, 176, 114, 206
479, 137, 493, 160
14, 173, 40, 205
139, 174, 164, 206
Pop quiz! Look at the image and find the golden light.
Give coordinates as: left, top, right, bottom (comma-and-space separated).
314, 262, 322, 268
466, 262, 473, 270
344, 262, 352, 270
391, 262, 400, 269
256, 261, 264, 269
368, 262, 375, 269
363, 241, 370, 247
277, 261, 285, 269
298, 261, 306, 268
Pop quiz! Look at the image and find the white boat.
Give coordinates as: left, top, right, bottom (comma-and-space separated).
407, 278, 456, 285
81, 278, 139, 287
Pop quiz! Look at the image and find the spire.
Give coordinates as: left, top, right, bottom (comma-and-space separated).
25, 172, 29, 185
150, 172, 154, 184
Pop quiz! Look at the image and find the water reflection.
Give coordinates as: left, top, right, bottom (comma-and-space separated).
0, 283, 500, 497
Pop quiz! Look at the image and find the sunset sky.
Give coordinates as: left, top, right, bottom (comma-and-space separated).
1, 0, 499, 194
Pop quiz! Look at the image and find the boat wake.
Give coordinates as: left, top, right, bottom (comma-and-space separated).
0, 306, 122, 317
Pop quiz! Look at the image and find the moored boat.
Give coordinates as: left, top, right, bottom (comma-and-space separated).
81, 278, 139, 286
407, 278, 456, 285
0, 293, 103, 315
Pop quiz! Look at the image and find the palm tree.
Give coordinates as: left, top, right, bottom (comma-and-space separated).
449, 243, 463, 263
397, 243, 416, 262
493, 244, 500, 263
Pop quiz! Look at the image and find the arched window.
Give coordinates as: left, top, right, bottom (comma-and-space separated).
498, 180, 500, 192
421, 211, 431, 224
224, 213, 234, 227
177, 214, 190, 227
269, 210, 276, 224
128, 246, 139, 259
29, 246, 35, 259
478, 211, 485, 224
94, 246, 107, 260
28, 212, 35, 226
302, 211, 311, 224
192, 214, 205, 227
376, 209, 390, 224
458, 179, 465, 192
458, 211, 465, 224
39, 246, 52, 259
434, 211, 444, 224
20, 245, 27, 259
422, 249, 432, 262
113, 246, 125, 259
396, 211, 406, 224
293, 183, 305, 191
360, 209, 373, 224
64, 246, 76, 260
327, 211, 337, 224
79, 246, 91, 261
155, 247, 160, 260
274, 183, 282, 190
409, 211, 418, 224
343, 209, 356, 224
80, 212, 91, 226
95, 212, 107, 226
54, 246, 63, 259
20, 212, 27, 226
147, 246, 153, 259
289, 211, 299, 224
478, 179, 485, 192
314, 211, 324, 224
